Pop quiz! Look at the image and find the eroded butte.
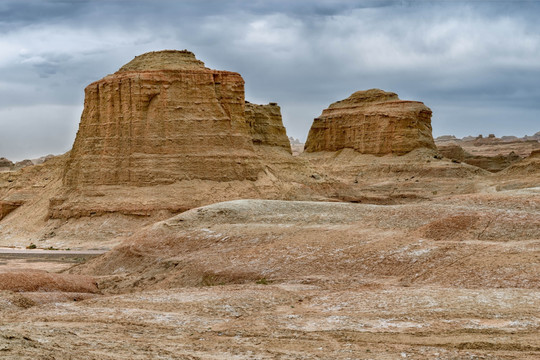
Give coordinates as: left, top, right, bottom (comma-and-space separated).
0, 50, 539, 359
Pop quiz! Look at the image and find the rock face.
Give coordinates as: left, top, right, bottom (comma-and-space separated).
0, 200, 23, 220
64, 50, 263, 187
438, 144, 522, 172
304, 89, 436, 155
245, 102, 291, 153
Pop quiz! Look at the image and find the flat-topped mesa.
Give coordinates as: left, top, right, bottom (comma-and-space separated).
245, 102, 291, 153
304, 89, 436, 155
64, 50, 264, 187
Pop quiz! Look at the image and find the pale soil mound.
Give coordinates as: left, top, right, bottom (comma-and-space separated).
0, 271, 99, 293
73, 192, 540, 292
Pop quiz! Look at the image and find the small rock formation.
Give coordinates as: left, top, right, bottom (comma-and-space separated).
530, 149, 540, 158
0, 158, 13, 171
0, 200, 24, 220
245, 102, 291, 153
438, 144, 522, 172
304, 89, 436, 155
435, 135, 457, 141
64, 50, 263, 187
524, 131, 540, 141
13, 159, 34, 170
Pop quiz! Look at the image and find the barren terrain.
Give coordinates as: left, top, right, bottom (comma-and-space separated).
0, 50, 538, 358
1, 187, 539, 359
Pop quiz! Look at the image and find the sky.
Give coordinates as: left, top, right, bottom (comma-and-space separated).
0, 0, 539, 161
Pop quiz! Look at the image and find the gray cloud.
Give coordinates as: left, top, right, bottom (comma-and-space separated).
0, 0, 539, 160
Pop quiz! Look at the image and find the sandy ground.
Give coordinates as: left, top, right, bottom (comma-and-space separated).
1, 188, 538, 359
1, 282, 539, 359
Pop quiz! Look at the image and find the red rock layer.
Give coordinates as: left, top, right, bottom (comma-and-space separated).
304, 89, 436, 155
64, 50, 263, 187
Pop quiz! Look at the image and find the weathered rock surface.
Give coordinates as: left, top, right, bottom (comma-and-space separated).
245, 102, 291, 153
0, 200, 24, 220
435, 133, 540, 158
0, 157, 13, 169
64, 50, 263, 187
304, 89, 436, 155
13, 159, 34, 171
438, 144, 522, 172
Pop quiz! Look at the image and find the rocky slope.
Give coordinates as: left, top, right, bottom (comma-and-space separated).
304, 89, 436, 155
5, 193, 528, 358
437, 144, 522, 172
436, 133, 540, 158
435, 133, 540, 172
73, 194, 540, 292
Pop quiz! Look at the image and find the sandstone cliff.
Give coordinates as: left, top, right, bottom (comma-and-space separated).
245, 102, 291, 153
64, 50, 263, 187
304, 89, 436, 155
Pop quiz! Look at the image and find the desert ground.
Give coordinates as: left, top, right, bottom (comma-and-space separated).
1, 187, 539, 359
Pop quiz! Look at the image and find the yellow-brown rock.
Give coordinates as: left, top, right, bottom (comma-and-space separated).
245, 102, 291, 153
64, 50, 263, 187
304, 89, 436, 155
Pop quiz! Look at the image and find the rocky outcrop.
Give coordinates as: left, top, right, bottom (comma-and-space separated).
0, 158, 13, 168
304, 89, 436, 155
13, 159, 34, 171
0, 158, 13, 172
435, 132, 539, 163
245, 102, 291, 153
0, 200, 24, 220
64, 50, 263, 187
438, 144, 522, 172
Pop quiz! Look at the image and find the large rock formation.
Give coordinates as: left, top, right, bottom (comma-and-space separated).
304, 89, 436, 155
64, 50, 263, 187
245, 102, 291, 153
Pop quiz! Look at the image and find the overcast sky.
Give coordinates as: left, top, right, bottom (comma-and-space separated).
1, 0, 539, 160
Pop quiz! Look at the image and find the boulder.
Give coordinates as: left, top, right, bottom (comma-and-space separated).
304, 89, 436, 155
64, 50, 264, 187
